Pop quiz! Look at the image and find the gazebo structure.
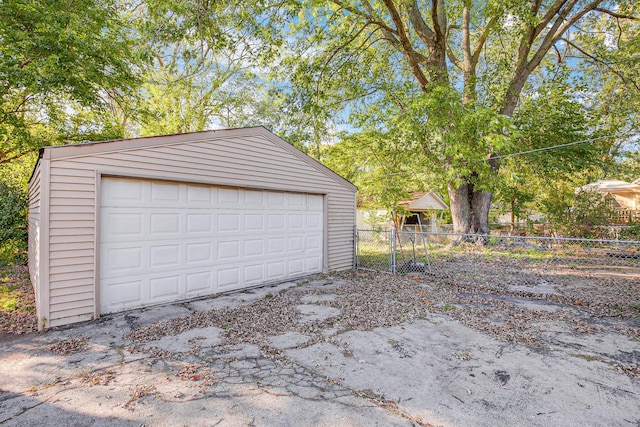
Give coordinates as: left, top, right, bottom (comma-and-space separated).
397, 191, 448, 231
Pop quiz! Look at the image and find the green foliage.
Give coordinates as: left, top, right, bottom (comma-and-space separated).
320, 127, 429, 212
134, 0, 295, 139
0, 156, 33, 265
618, 223, 640, 240
493, 83, 599, 226
0, 180, 28, 265
0, 0, 141, 163
544, 190, 617, 238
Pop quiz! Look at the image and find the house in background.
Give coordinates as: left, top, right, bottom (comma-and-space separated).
577, 179, 640, 223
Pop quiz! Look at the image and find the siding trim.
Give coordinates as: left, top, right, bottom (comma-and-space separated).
38, 159, 51, 331
95, 170, 329, 196
323, 194, 329, 272
94, 172, 102, 319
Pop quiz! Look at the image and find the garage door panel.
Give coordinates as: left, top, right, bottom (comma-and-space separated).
244, 214, 264, 231
244, 239, 264, 257
217, 240, 240, 261
288, 236, 304, 252
102, 279, 143, 307
104, 212, 144, 237
186, 271, 212, 293
149, 244, 180, 267
288, 259, 304, 275
100, 177, 323, 314
267, 191, 285, 207
150, 181, 180, 203
288, 213, 304, 229
104, 246, 143, 272
267, 261, 285, 280
150, 213, 181, 234
218, 213, 240, 232
306, 213, 322, 229
306, 235, 322, 250
186, 213, 214, 233
307, 194, 323, 208
186, 242, 214, 263
267, 214, 286, 230
288, 193, 305, 208
186, 184, 213, 204
306, 256, 322, 271
218, 188, 239, 205
149, 275, 180, 299
244, 190, 264, 206
244, 264, 264, 284
217, 267, 240, 288
102, 178, 144, 205
267, 238, 285, 255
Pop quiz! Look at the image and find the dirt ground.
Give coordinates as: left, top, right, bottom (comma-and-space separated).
1, 258, 639, 426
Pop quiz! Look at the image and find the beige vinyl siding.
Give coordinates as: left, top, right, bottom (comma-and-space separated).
45, 173, 96, 327
28, 162, 42, 290
36, 127, 355, 328
28, 159, 52, 329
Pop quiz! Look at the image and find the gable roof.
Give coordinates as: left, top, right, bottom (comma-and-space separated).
32, 126, 356, 192
398, 191, 448, 211
577, 179, 640, 194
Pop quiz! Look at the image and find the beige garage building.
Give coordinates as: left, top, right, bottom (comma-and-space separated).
28, 127, 356, 330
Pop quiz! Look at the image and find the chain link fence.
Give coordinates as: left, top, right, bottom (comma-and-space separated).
355, 229, 640, 284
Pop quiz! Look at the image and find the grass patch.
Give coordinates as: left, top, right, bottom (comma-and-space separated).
0, 264, 37, 334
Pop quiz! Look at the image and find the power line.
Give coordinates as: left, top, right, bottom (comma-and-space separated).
491, 133, 639, 161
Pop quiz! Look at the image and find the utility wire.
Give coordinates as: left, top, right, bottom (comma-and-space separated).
491, 132, 639, 161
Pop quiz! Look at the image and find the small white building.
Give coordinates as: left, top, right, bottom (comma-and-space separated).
356, 191, 449, 231
398, 191, 448, 231
28, 127, 356, 329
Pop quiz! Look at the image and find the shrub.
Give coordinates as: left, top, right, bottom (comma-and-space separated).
0, 181, 28, 265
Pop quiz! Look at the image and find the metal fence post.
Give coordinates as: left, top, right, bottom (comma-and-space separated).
390, 229, 397, 274
353, 227, 358, 270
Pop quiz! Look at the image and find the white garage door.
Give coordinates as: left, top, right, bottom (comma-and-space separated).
99, 177, 324, 314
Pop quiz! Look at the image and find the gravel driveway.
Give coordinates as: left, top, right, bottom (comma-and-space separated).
1, 270, 638, 426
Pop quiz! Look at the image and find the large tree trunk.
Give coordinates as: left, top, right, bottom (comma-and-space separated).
471, 189, 492, 234
448, 181, 471, 234
448, 179, 492, 238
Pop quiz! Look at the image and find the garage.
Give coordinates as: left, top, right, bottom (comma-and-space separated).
28, 127, 356, 329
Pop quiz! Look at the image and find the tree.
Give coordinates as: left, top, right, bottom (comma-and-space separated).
281, 0, 638, 235
0, 0, 141, 164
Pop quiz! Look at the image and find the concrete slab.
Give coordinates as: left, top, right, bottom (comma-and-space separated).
300, 293, 339, 303
143, 326, 223, 353
296, 304, 342, 322
1, 274, 638, 427
508, 280, 561, 295
268, 332, 312, 350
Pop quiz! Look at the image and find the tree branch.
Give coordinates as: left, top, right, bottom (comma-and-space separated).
471, 15, 498, 64
534, 0, 570, 38
406, 0, 435, 48
331, 0, 397, 34
446, 45, 463, 70
0, 150, 32, 165
527, 0, 602, 74
381, 0, 430, 90
593, 7, 638, 20
562, 37, 640, 91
